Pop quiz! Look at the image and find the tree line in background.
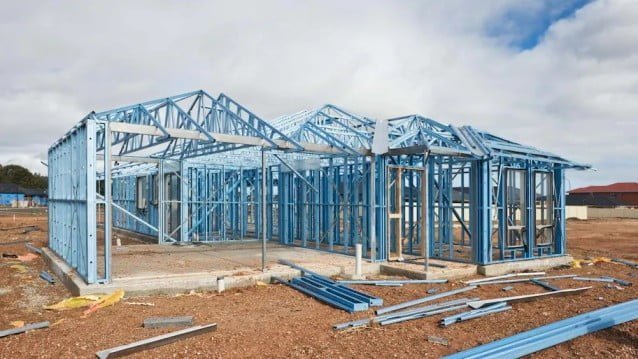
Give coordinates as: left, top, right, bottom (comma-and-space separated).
0, 164, 48, 189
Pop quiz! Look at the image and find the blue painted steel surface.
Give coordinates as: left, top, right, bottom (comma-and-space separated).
48, 121, 97, 283
0, 193, 24, 205
276, 274, 382, 312
444, 299, 638, 359
47, 89, 591, 285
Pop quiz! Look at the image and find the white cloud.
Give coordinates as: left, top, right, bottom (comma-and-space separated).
0, 0, 635, 187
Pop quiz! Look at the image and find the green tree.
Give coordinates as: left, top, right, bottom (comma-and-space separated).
0, 164, 48, 189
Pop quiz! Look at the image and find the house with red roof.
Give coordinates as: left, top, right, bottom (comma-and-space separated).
568, 182, 638, 207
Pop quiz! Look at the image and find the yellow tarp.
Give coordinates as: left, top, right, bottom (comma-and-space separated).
571, 256, 612, 268
82, 289, 125, 317
44, 295, 103, 311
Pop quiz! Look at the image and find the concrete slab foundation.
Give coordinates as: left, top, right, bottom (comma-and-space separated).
43, 242, 575, 296
477, 255, 574, 276
43, 244, 382, 296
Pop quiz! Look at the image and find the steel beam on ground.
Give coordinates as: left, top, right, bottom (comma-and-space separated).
465, 272, 546, 285
0, 321, 49, 338
473, 274, 577, 286
443, 299, 638, 359
338, 279, 447, 285
375, 285, 477, 315
95, 323, 217, 358
467, 286, 591, 309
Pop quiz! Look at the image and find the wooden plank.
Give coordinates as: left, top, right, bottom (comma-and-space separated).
95, 323, 217, 359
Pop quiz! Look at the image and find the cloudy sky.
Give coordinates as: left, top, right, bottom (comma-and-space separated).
0, 0, 636, 188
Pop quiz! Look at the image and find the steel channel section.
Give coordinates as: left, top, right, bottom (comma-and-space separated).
304, 275, 383, 306
293, 277, 369, 311
379, 304, 469, 326
374, 297, 477, 323
444, 299, 638, 359
375, 285, 477, 315
440, 302, 510, 326
276, 277, 363, 313
333, 297, 475, 330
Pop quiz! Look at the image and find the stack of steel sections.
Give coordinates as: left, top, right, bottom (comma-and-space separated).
440, 302, 511, 327
290, 274, 382, 311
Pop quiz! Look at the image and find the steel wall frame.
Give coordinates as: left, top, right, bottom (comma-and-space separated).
48, 120, 98, 283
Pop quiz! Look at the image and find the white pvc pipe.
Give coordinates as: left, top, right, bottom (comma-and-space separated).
355, 243, 362, 277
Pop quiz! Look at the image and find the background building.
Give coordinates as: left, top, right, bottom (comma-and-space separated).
568, 182, 638, 207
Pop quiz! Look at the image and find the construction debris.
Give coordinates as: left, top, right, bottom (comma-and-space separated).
24, 243, 42, 255
45, 295, 103, 310
601, 276, 632, 286
337, 279, 447, 285
573, 276, 615, 283
571, 257, 612, 268
467, 287, 592, 309
276, 260, 382, 312
377, 302, 471, 326
2, 252, 18, 258
143, 316, 193, 329
464, 272, 545, 285
443, 299, 638, 359
95, 323, 217, 359
9, 321, 25, 328
0, 321, 49, 338
124, 302, 155, 307
83, 289, 125, 317
428, 335, 449, 346
0, 225, 38, 232
39, 271, 56, 284
427, 288, 440, 294
333, 297, 477, 330
16, 253, 38, 262
10, 264, 27, 273
612, 258, 638, 269
472, 274, 577, 286
440, 302, 511, 327
375, 286, 477, 315
274, 274, 381, 312
501, 286, 514, 292
529, 278, 559, 291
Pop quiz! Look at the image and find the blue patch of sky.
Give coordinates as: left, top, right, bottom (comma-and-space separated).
486, 0, 593, 50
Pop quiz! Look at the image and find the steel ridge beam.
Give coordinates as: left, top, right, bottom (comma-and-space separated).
106, 121, 360, 156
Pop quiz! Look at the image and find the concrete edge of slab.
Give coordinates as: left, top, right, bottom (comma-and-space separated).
379, 263, 478, 280
43, 246, 574, 296
477, 255, 574, 276
41, 247, 85, 296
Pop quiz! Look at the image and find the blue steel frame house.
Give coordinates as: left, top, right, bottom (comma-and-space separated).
0, 183, 25, 206
47, 90, 589, 284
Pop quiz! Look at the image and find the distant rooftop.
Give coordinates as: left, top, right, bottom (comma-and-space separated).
569, 182, 638, 194
0, 183, 47, 196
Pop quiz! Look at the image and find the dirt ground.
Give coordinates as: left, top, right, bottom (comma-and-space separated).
0, 211, 636, 358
